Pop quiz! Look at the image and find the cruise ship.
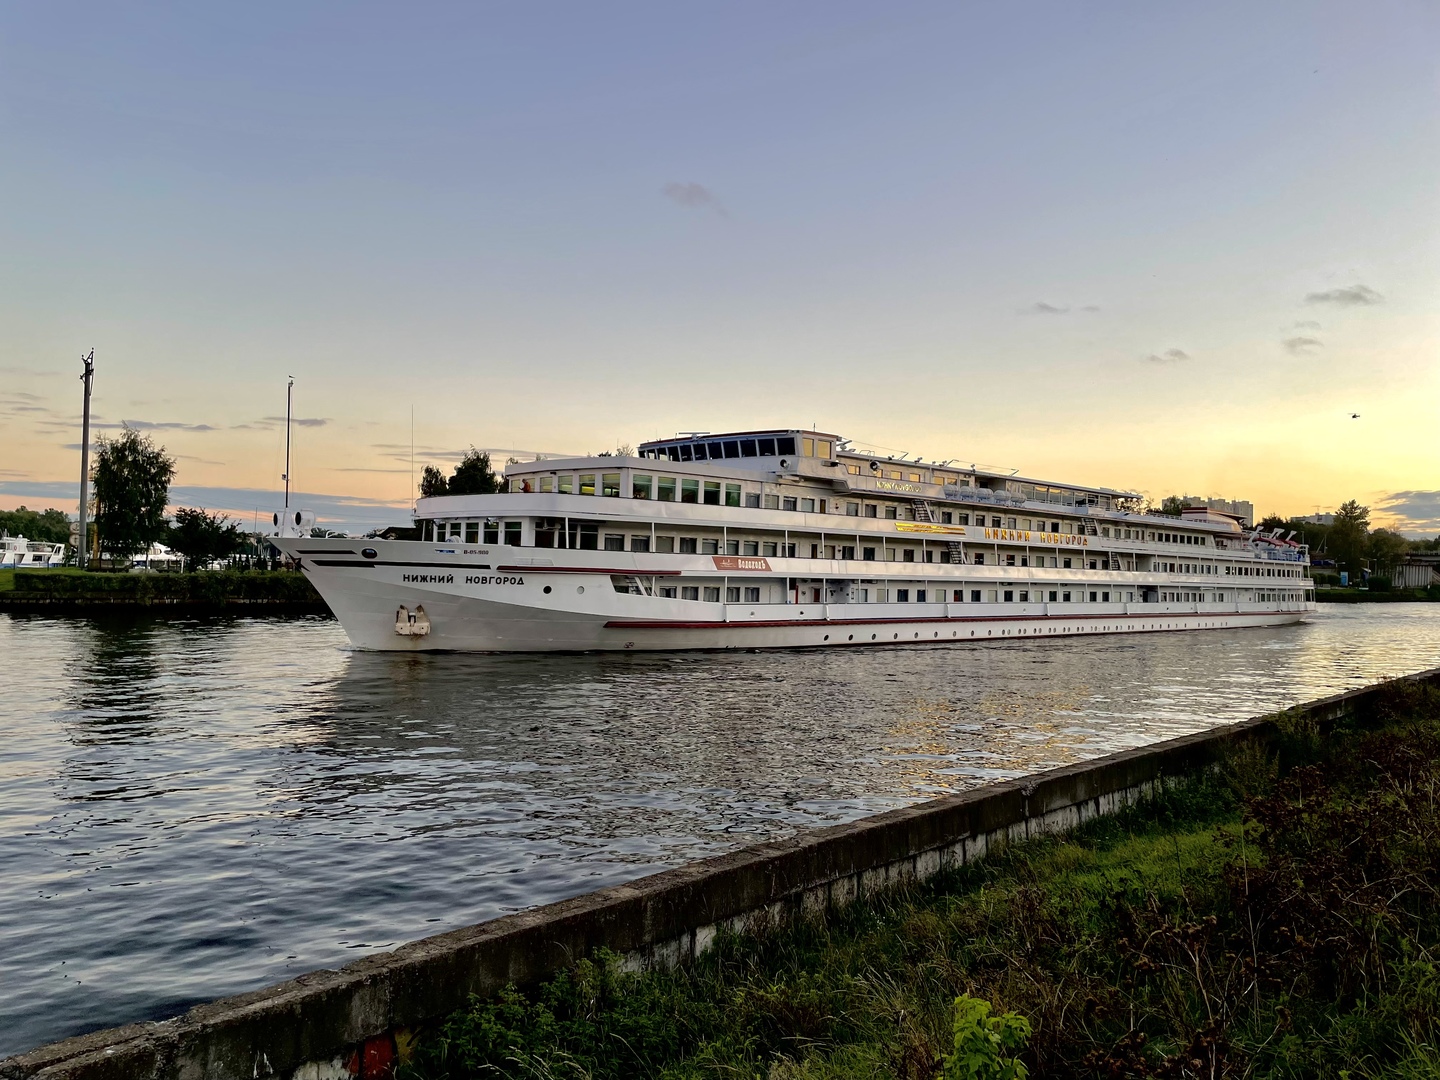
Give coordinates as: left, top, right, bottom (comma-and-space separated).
271, 428, 1314, 652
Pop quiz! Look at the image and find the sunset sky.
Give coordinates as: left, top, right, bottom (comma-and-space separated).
2, 1, 1436, 536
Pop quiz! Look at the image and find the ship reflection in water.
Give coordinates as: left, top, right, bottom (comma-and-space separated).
2, 605, 1438, 1056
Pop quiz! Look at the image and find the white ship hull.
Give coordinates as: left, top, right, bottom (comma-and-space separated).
276, 538, 1310, 653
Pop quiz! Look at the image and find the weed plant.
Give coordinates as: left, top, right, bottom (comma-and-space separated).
403, 682, 1440, 1079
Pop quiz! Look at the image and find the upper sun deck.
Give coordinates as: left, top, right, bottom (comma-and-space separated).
507, 428, 1140, 510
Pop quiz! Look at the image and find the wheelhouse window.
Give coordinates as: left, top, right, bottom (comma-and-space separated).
579, 474, 596, 496
558, 475, 573, 495
758, 437, 777, 455
777, 436, 796, 456
740, 440, 758, 458
633, 475, 652, 499
602, 473, 621, 497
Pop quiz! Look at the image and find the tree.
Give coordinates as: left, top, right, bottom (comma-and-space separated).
1149, 495, 1184, 517
419, 465, 448, 498
92, 427, 176, 561
449, 448, 501, 495
168, 507, 244, 571
1328, 499, 1370, 576
0, 506, 70, 545
419, 448, 502, 498
1257, 513, 1288, 534
1368, 528, 1409, 580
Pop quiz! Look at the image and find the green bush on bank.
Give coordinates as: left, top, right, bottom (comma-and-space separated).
403, 683, 1440, 1080
7, 569, 321, 604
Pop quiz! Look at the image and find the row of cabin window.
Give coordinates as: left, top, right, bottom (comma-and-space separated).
1226, 564, 1302, 577
637, 435, 819, 462
660, 587, 1148, 604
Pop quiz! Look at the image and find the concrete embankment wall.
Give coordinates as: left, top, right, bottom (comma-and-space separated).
7, 665, 1439, 1080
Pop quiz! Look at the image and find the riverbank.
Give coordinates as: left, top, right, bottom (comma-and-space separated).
408, 684, 1440, 1079
0, 568, 328, 612
1317, 586, 1440, 603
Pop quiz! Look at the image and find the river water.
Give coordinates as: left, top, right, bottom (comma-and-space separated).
2, 604, 1439, 1055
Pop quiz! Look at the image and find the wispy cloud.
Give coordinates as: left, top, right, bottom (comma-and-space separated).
1305, 284, 1383, 306
1283, 336, 1324, 354
1029, 301, 1069, 314
96, 420, 218, 432
662, 181, 728, 217
1144, 348, 1190, 363
1291, 320, 1321, 330
1081, 305, 1102, 312
233, 416, 330, 430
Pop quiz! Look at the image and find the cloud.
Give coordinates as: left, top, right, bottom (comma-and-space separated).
662, 181, 727, 216
1305, 284, 1383, 306
1029, 302, 1069, 314
234, 416, 331, 430
1144, 348, 1190, 363
0, 479, 415, 533
1373, 490, 1440, 537
1291, 320, 1322, 330
1283, 336, 1324, 354
97, 420, 217, 432
1081, 305, 1102, 312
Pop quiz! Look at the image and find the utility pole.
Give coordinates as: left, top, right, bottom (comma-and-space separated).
283, 376, 294, 510
77, 350, 95, 569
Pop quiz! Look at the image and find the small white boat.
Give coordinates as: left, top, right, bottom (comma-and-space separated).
1, 535, 68, 569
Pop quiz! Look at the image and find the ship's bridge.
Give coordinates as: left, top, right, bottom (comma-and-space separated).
637, 429, 841, 465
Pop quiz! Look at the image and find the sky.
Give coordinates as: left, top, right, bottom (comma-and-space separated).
2, 1, 1437, 536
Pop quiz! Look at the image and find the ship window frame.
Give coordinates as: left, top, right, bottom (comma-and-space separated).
632, 475, 653, 499
657, 476, 676, 502
601, 473, 621, 498
740, 439, 758, 457
777, 436, 797, 456
681, 479, 700, 504
703, 481, 722, 506
579, 473, 596, 496
603, 533, 625, 551
630, 535, 650, 552
758, 437, 777, 456
679, 537, 698, 554
725, 483, 742, 507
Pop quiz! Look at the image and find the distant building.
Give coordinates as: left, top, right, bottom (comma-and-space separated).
1294, 512, 1335, 526
1180, 496, 1254, 528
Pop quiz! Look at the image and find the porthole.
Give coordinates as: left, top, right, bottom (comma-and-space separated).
824, 634, 829, 641
543, 585, 552, 594
848, 634, 854, 641
361, 547, 378, 559
577, 586, 585, 594
871, 633, 877, 640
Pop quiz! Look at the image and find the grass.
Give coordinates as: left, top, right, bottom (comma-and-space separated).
402, 681, 1440, 1080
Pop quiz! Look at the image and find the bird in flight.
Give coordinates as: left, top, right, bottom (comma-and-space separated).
1350, 413, 1361, 419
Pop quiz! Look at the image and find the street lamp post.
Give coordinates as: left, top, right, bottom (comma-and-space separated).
77, 350, 94, 569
